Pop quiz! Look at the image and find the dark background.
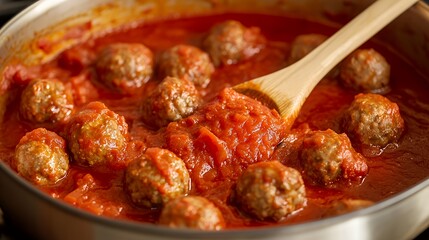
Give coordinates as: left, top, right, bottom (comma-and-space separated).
0, 0, 429, 239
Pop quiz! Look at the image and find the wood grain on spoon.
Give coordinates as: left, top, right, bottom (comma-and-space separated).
233, 0, 418, 127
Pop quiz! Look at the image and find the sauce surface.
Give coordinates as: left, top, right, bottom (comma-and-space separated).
2, 13, 429, 228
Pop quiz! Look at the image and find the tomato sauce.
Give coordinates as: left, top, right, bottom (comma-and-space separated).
2, 13, 429, 228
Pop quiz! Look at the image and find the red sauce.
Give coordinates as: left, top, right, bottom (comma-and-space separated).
166, 88, 286, 192
2, 13, 429, 228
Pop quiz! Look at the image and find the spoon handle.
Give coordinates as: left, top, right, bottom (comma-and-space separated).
237, 0, 418, 124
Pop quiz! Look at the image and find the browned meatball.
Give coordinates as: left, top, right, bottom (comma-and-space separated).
66, 101, 129, 168
340, 49, 390, 92
300, 129, 368, 186
141, 77, 202, 129
158, 44, 215, 88
342, 93, 404, 148
95, 43, 154, 94
125, 147, 190, 208
234, 161, 306, 221
20, 79, 74, 123
203, 20, 265, 66
159, 196, 225, 230
14, 128, 69, 186
289, 34, 328, 64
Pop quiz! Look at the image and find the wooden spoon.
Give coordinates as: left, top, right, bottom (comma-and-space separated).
234, 0, 418, 127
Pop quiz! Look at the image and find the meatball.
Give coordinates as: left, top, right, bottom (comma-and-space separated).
20, 79, 74, 123
340, 49, 390, 92
234, 161, 306, 221
342, 93, 404, 148
141, 77, 202, 129
66, 101, 129, 168
14, 128, 69, 185
125, 147, 190, 208
159, 196, 225, 230
300, 129, 368, 185
95, 43, 154, 94
289, 34, 328, 64
158, 44, 215, 88
203, 20, 265, 66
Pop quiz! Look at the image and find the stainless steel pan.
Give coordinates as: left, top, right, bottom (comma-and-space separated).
1, 0, 429, 239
